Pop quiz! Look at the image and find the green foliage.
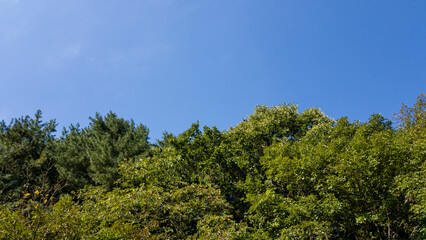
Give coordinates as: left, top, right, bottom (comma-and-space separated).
0, 183, 233, 239
393, 94, 426, 238
246, 111, 423, 239
0, 110, 59, 206
189, 214, 248, 240
55, 112, 150, 190
223, 104, 331, 220
0, 188, 150, 239
118, 143, 236, 239
226, 104, 330, 174
0, 95, 424, 239
395, 94, 426, 132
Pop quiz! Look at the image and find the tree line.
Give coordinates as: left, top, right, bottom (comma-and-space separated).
0, 94, 424, 239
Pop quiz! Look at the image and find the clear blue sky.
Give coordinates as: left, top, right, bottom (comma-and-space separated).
1, 0, 425, 141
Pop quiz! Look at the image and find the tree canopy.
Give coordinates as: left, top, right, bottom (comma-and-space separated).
0, 95, 424, 239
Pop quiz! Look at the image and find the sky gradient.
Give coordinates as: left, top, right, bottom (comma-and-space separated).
1, 0, 425, 141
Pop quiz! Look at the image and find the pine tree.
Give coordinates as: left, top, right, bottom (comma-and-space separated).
55, 112, 150, 190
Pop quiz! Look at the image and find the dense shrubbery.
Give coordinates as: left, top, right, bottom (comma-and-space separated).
0, 95, 424, 239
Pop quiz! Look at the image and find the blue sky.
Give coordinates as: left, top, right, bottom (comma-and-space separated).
0, 0, 425, 141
